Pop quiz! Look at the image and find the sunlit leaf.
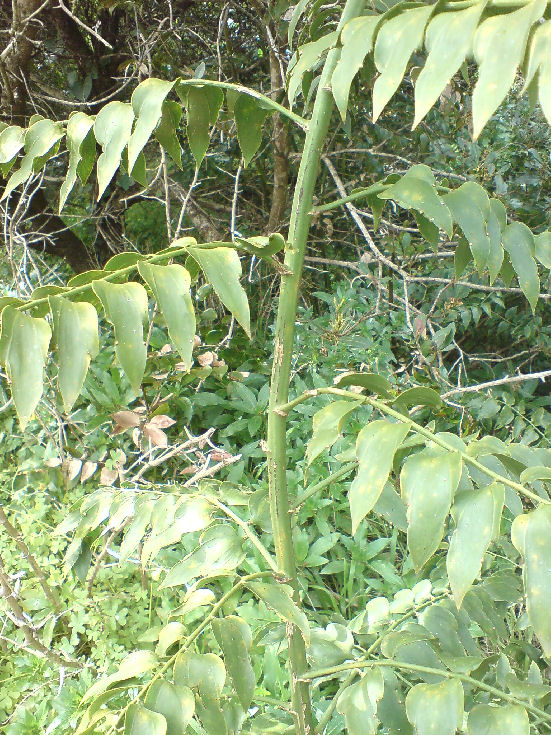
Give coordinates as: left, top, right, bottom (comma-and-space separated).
502, 222, 539, 313
144, 680, 195, 735
94, 101, 134, 199
173, 651, 225, 698
307, 400, 357, 465
332, 15, 378, 120
125, 703, 166, 735
128, 78, 175, 171
467, 703, 529, 735
350, 420, 410, 534
336, 669, 385, 735
406, 679, 463, 735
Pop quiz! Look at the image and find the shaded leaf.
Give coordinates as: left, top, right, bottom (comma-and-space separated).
444, 182, 490, 274
154, 100, 183, 168
59, 112, 95, 212
333, 371, 393, 397
144, 680, 195, 735
185, 86, 210, 167
502, 222, 539, 312
247, 581, 310, 645
212, 616, 255, 710
234, 95, 270, 167
287, 32, 338, 108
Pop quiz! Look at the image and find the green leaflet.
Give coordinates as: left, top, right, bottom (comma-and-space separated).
392, 386, 442, 413
144, 680, 195, 735
287, 31, 338, 108
333, 371, 393, 397
184, 86, 210, 167
288, 0, 309, 46
332, 15, 378, 121
414, 3, 486, 128
522, 20, 551, 125
188, 246, 250, 337
446, 483, 504, 608
59, 112, 95, 212
486, 199, 505, 284
472, 1, 545, 139
0, 125, 24, 164
306, 400, 357, 465
125, 703, 166, 735
92, 280, 148, 393
336, 669, 385, 735
173, 651, 226, 699
160, 525, 244, 589
154, 100, 183, 168
379, 165, 452, 238
502, 222, 540, 313
372, 5, 434, 122
196, 697, 227, 735
0, 307, 51, 429
234, 94, 270, 167
83, 650, 158, 702
138, 262, 195, 370
94, 101, 134, 199
247, 581, 310, 645
2, 119, 64, 201
120, 498, 154, 563
511, 505, 551, 656
467, 703, 529, 735
128, 78, 175, 172
212, 616, 255, 710
49, 295, 99, 412
444, 182, 490, 275
401, 448, 461, 571
349, 420, 410, 535
405, 679, 463, 735
534, 231, 551, 269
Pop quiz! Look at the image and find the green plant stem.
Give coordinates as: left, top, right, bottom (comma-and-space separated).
176, 78, 308, 129
302, 659, 551, 727
265, 2, 365, 733
291, 462, 358, 509
311, 183, 388, 213
314, 590, 450, 733
276, 386, 548, 506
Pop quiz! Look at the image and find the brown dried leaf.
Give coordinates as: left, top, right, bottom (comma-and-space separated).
143, 424, 168, 448
197, 351, 214, 367
112, 410, 141, 429
45, 457, 62, 468
180, 464, 200, 475
65, 458, 82, 482
148, 415, 176, 429
193, 334, 201, 348
81, 461, 97, 483
100, 466, 118, 486
210, 450, 232, 462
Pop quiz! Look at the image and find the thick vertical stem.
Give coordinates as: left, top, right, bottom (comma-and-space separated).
266, 2, 365, 733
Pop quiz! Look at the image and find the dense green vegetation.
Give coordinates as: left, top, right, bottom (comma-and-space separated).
1, 1, 551, 734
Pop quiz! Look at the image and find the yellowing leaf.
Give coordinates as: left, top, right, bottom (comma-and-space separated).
401, 448, 461, 570
307, 400, 357, 465
49, 295, 99, 412
467, 703, 529, 735
414, 3, 486, 128
406, 679, 463, 735
350, 420, 410, 534
447, 483, 504, 608
125, 703, 166, 735
94, 101, 134, 199
138, 262, 195, 370
0, 307, 51, 429
332, 15, 378, 121
128, 78, 175, 172
92, 280, 148, 393
173, 651, 226, 699
472, 1, 545, 138
512, 505, 551, 656
373, 5, 434, 122
188, 246, 250, 336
